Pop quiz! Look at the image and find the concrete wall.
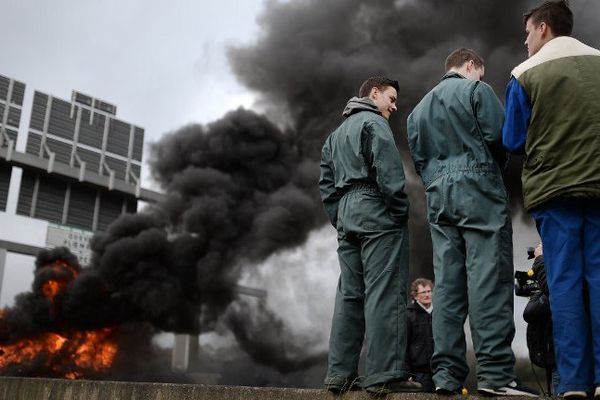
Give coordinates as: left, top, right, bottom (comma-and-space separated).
0, 377, 541, 400
0, 378, 333, 400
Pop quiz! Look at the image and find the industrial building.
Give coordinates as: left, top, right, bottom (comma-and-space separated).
0, 74, 26, 212
1, 71, 160, 293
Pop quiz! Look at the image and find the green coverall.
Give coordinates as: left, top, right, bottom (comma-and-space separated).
319, 97, 410, 389
407, 72, 516, 390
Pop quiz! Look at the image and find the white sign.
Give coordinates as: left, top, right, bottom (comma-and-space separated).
45, 224, 94, 266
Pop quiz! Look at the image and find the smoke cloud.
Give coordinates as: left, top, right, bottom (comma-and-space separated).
1, 109, 325, 380
229, 0, 600, 276
3, 0, 600, 386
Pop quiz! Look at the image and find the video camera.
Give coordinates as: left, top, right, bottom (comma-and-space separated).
514, 270, 540, 297
514, 247, 541, 297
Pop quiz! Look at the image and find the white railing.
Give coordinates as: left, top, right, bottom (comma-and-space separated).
42, 143, 56, 173
128, 169, 141, 197
101, 159, 115, 190
72, 151, 87, 181
0, 128, 15, 161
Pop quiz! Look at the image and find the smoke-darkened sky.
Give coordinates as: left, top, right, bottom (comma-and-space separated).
228, 0, 600, 275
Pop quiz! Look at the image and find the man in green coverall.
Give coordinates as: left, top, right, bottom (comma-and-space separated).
319, 77, 421, 394
407, 49, 536, 396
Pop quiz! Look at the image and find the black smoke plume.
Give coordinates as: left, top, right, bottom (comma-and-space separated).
229, 0, 600, 278
1, 109, 325, 380
225, 301, 326, 374
0, 247, 192, 382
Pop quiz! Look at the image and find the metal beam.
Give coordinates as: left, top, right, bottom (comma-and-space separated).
0, 239, 44, 257
233, 284, 267, 299
0, 148, 163, 203
0, 240, 267, 297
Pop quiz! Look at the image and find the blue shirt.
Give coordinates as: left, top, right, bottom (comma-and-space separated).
502, 77, 531, 154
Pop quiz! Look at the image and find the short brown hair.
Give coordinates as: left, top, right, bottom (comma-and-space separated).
358, 76, 400, 98
524, 1, 573, 36
445, 48, 484, 72
410, 278, 434, 298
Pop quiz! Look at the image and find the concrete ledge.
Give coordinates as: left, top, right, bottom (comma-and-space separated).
0, 377, 546, 400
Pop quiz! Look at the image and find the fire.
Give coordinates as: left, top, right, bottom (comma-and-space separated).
71, 329, 117, 370
42, 281, 61, 301
0, 328, 118, 379
40, 260, 80, 303
0, 258, 119, 379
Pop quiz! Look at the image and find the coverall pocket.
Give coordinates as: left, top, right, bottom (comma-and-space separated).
354, 191, 394, 231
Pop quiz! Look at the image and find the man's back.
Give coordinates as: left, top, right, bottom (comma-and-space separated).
406, 50, 520, 394
509, 36, 600, 210
407, 73, 507, 226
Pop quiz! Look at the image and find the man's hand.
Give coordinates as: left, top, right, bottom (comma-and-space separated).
534, 242, 543, 257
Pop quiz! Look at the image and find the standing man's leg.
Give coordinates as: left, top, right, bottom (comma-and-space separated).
582, 201, 600, 391
325, 230, 365, 390
531, 200, 593, 394
361, 225, 409, 388
464, 216, 516, 389
430, 223, 469, 391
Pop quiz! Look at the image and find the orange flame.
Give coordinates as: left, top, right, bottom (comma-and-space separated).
0, 328, 118, 379
71, 329, 117, 371
0, 259, 117, 379
39, 260, 80, 303
42, 281, 61, 301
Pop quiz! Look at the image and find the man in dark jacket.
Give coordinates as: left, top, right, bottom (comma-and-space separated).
405, 278, 435, 392
319, 76, 420, 394
407, 48, 535, 396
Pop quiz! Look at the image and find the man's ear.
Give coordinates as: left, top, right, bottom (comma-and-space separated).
466, 59, 474, 72
369, 86, 380, 99
540, 21, 551, 38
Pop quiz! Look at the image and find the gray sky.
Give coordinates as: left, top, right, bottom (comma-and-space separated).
0, 0, 266, 185
0, 0, 268, 306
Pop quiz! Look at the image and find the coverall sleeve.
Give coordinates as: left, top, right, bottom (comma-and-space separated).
368, 119, 409, 222
318, 138, 340, 227
472, 82, 507, 165
406, 113, 425, 178
502, 77, 531, 154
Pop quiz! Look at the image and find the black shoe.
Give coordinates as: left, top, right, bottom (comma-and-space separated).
478, 380, 539, 397
365, 379, 423, 394
325, 380, 362, 394
435, 386, 464, 395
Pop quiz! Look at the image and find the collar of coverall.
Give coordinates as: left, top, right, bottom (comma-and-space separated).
441, 71, 466, 81
342, 96, 382, 118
